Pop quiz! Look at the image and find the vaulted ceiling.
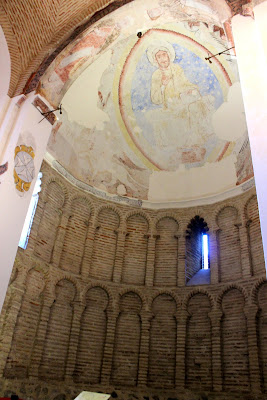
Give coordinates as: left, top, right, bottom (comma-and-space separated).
0, 0, 250, 98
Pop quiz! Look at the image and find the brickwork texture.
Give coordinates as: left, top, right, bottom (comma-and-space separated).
0, 161, 266, 400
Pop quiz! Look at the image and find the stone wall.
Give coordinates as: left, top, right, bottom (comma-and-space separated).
0, 161, 266, 400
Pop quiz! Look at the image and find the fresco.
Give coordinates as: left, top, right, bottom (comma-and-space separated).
117, 29, 232, 171
45, 0, 254, 204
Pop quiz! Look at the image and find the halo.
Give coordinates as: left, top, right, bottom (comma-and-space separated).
147, 41, 176, 67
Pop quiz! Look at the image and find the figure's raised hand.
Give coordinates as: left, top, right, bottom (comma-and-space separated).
161, 73, 170, 86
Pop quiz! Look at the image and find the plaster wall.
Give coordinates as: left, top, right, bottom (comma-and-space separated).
0, 95, 52, 311
232, 1, 267, 271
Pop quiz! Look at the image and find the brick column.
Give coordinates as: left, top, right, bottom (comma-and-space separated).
113, 229, 127, 283
239, 223, 252, 278
209, 231, 220, 284
209, 309, 223, 391
0, 281, 26, 375
51, 211, 69, 267
138, 310, 153, 387
28, 297, 53, 377
177, 235, 186, 287
175, 310, 188, 388
101, 306, 118, 384
81, 222, 97, 277
65, 301, 85, 381
145, 233, 157, 287
244, 304, 261, 393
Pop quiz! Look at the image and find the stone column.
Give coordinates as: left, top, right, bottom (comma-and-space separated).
51, 210, 70, 267
175, 310, 188, 388
209, 309, 223, 391
113, 229, 127, 283
177, 235, 186, 287
81, 221, 97, 277
145, 233, 157, 287
101, 306, 119, 385
232, 4, 267, 272
239, 223, 252, 278
138, 310, 153, 387
244, 304, 261, 393
28, 297, 54, 377
209, 231, 220, 284
65, 301, 85, 381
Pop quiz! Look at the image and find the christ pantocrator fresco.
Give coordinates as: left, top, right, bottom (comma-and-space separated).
147, 41, 215, 149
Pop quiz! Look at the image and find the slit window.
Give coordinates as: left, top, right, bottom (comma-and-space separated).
19, 172, 42, 249
202, 234, 209, 270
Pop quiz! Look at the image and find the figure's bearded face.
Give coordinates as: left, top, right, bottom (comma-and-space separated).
155, 50, 170, 69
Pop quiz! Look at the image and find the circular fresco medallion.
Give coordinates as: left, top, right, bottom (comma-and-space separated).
116, 28, 232, 171
14, 145, 35, 192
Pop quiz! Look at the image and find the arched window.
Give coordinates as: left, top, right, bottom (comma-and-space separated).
19, 172, 42, 249
186, 216, 210, 285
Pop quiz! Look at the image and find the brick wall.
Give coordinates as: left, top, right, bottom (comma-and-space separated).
60, 198, 91, 274
111, 292, 142, 386
90, 208, 119, 281
154, 218, 178, 287
74, 287, 108, 384
185, 293, 212, 390
122, 215, 148, 285
217, 207, 242, 282
0, 161, 266, 400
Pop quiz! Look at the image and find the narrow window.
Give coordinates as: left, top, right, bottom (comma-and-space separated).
202, 234, 209, 270
19, 172, 42, 249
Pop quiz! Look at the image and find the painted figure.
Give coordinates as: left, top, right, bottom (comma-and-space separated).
146, 41, 215, 148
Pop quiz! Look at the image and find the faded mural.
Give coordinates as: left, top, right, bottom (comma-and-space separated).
43, 0, 253, 203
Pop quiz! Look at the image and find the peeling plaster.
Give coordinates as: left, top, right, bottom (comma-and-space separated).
148, 155, 237, 202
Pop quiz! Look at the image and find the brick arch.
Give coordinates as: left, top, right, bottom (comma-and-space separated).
125, 210, 152, 230
251, 278, 267, 305
60, 196, 92, 275
185, 215, 209, 284
74, 285, 109, 384
50, 275, 80, 302
118, 287, 146, 307
122, 213, 150, 285
96, 204, 122, 226
183, 288, 215, 312
1, 0, 138, 97
90, 206, 120, 282
111, 290, 142, 386
155, 214, 179, 230
149, 291, 178, 312
217, 284, 248, 307
154, 216, 179, 287
43, 177, 68, 207
219, 285, 250, 392
195, 211, 214, 233
68, 194, 93, 212
185, 290, 213, 390
148, 292, 177, 388
39, 278, 77, 380
216, 206, 242, 282
81, 283, 113, 306
215, 204, 241, 226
